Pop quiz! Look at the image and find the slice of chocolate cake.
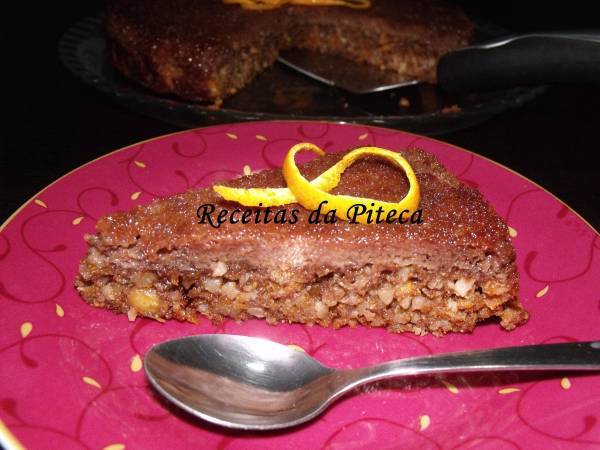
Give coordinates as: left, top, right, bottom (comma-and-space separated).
106, 0, 474, 103
75, 148, 528, 336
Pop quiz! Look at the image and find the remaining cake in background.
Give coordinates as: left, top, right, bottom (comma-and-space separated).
106, 0, 474, 104
75, 148, 528, 336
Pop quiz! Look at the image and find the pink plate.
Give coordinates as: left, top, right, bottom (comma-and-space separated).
1, 121, 599, 450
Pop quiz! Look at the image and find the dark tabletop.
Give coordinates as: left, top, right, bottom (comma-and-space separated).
2, 0, 599, 232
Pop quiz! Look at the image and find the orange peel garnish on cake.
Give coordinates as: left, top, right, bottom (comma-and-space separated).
213, 143, 421, 224
223, 0, 371, 10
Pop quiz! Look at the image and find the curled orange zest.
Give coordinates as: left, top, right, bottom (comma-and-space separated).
213, 143, 421, 224
283, 145, 420, 224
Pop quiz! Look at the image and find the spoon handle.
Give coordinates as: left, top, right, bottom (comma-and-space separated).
354, 341, 600, 384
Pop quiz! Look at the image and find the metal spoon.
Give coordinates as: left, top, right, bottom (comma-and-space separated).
144, 335, 600, 430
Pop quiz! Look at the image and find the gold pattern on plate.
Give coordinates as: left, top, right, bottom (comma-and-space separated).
498, 388, 520, 395
226, 132, 238, 140
243, 165, 252, 176
536, 285, 549, 298
130, 191, 141, 201
134, 160, 147, 168
82, 376, 102, 389
55, 304, 65, 317
508, 226, 517, 238
130, 354, 143, 372
34, 199, 48, 208
560, 377, 571, 390
255, 134, 267, 141
419, 414, 431, 431
358, 133, 369, 140
440, 380, 459, 394
20, 322, 33, 338
72, 216, 84, 225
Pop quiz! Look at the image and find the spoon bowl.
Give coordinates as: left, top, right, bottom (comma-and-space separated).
145, 334, 600, 430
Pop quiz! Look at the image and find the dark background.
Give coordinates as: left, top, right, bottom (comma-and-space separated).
2, 0, 599, 231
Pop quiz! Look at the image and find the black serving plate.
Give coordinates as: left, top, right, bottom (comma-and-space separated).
59, 15, 544, 135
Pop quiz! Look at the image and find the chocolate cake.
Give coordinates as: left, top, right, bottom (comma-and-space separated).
75, 148, 528, 336
107, 0, 474, 103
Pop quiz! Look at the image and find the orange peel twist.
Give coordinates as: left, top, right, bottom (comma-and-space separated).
223, 0, 370, 10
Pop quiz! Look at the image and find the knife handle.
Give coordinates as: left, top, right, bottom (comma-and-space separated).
438, 32, 600, 93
